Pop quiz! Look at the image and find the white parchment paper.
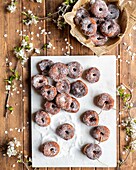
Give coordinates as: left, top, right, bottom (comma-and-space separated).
31, 55, 116, 167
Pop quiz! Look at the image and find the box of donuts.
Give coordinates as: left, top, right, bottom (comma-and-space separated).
31, 56, 116, 167
64, 0, 136, 56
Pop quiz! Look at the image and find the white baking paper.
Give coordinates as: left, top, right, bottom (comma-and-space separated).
31, 55, 116, 167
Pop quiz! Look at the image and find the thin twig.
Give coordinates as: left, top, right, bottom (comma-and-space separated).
118, 150, 131, 168
21, 160, 29, 170
96, 158, 108, 167
4, 60, 19, 118
38, 5, 66, 20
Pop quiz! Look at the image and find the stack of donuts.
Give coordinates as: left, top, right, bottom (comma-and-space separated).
32, 59, 114, 159
74, 0, 121, 46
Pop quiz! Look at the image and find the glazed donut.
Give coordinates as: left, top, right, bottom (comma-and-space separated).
90, 0, 108, 18
74, 7, 90, 25
70, 80, 88, 98
81, 17, 97, 36
106, 4, 120, 20
84, 67, 100, 83
41, 85, 57, 101
83, 143, 102, 160
49, 62, 68, 82
65, 97, 80, 113
56, 92, 72, 110
82, 110, 99, 126
42, 141, 60, 157
89, 32, 108, 46
91, 126, 110, 142
67, 61, 83, 79
100, 20, 120, 38
35, 110, 50, 127
38, 59, 54, 75
94, 93, 114, 110
44, 101, 60, 115
56, 123, 75, 140
32, 74, 48, 89
56, 79, 70, 94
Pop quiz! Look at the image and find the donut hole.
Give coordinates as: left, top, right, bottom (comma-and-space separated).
104, 101, 109, 105
100, 132, 104, 136
99, 8, 103, 11
50, 148, 55, 152
81, 15, 85, 19
89, 117, 96, 122
39, 80, 43, 83
93, 150, 99, 154
65, 130, 70, 135
41, 117, 45, 123
73, 68, 77, 72
93, 73, 97, 76
52, 104, 56, 109
45, 65, 50, 71
70, 102, 75, 109
87, 24, 92, 29
47, 91, 51, 95
62, 85, 66, 89
108, 25, 112, 30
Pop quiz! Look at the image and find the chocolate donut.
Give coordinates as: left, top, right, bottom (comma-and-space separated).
82, 110, 99, 126
74, 7, 90, 25
81, 17, 97, 36
100, 20, 120, 38
49, 62, 68, 82
89, 32, 108, 46
32, 74, 48, 89
67, 61, 83, 79
44, 101, 61, 115
91, 126, 110, 142
90, 0, 108, 18
65, 97, 80, 113
83, 143, 102, 160
70, 80, 88, 98
84, 67, 100, 83
106, 4, 120, 20
56, 79, 70, 94
94, 93, 114, 110
41, 85, 57, 101
56, 123, 75, 140
42, 141, 60, 157
35, 110, 50, 127
38, 59, 54, 75
56, 92, 72, 110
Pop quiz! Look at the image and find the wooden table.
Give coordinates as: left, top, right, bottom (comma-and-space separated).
0, 0, 136, 170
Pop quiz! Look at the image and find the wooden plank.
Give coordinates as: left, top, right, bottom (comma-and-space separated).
119, 28, 134, 170
22, 1, 47, 170
0, 1, 24, 170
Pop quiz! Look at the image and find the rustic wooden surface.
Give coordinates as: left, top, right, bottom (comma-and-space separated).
0, 0, 136, 170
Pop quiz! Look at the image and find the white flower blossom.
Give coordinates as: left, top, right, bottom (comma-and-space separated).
47, 42, 53, 49
25, 43, 33, 52
7, 1, 17, 13
6, 138, 21, 157
5, 85, 11, 91
130, 140, 136, 150
21, 39, 27, 47
34, 48, 41, 54
36, 0, 42, 3
22, 10, 39, 26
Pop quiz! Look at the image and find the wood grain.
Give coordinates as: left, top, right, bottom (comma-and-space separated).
0, 0, 136, 170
